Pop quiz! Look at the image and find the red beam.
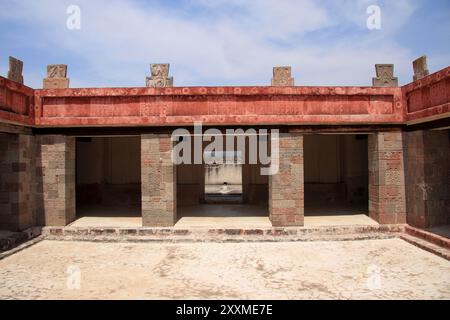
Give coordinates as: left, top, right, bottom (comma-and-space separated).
403, 66, 450, 124
1, 66, 449, 129
34, 86, 404, 127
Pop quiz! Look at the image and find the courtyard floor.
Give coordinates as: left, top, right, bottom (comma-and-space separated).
0, 238, 449, 299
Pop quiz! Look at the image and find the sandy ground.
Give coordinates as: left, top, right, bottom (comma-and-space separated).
0, 238, 449, 300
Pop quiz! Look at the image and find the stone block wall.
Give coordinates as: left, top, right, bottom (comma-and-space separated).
269, 133, 304, 226
141, 134, 177, 226
0, 134, 35, 231
368, 131, 407, 224
404, 130, 450, 228
37, 135, 76, 226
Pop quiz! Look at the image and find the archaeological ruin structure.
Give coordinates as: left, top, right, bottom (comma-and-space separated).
0, 57, 449, 231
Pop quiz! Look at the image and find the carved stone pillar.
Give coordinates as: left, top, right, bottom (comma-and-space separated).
271, 66, 294, 86
368, 131, 406, 224
412, 56, 429, 81
141, 134, 177, 226
372, 64, 398, 87
146, 64, 173, 88
43, 64, 70, 89
7, 57, 24, 84
269, 133, 304, 226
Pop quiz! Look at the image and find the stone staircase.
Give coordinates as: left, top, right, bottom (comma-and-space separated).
41, 224, 405, 243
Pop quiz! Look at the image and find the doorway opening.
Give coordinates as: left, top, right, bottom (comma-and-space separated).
204, 150, 243, 204
73, 136, 141, 227
176, 132, 270, 228
304, 134, 373, 226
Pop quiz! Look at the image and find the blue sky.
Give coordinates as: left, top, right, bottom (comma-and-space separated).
0, 0, 449, 88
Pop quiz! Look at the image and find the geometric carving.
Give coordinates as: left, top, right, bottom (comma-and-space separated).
372, 64, 398, 87
47, 64, 67, 78
412, 56, 429, 81
271, 66, 294, 86
7, 56, 24, 84
146, 63, 173, 88
43, 64, 69, 89
151, 64, 169, 77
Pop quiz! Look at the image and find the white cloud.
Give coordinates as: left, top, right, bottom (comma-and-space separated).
0, 0, 423, 88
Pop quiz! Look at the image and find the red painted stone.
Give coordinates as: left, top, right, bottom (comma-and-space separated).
0, 66, 449, 128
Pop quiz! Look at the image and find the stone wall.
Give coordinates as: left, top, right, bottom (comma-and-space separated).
404, 130, 450, 228
0, 134, 35, 231
269, 133, 304, 226
368, 131, 406, 224
141, 134, 176, 226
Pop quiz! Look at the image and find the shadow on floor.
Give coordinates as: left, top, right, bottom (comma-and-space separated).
305, 202, 368, 217
178, 204, 268, 218
76, 204, 141, 218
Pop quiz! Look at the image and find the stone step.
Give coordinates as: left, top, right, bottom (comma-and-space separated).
42, 224, 405, 242
404, 225, 450, 249
400, 234, 450, 261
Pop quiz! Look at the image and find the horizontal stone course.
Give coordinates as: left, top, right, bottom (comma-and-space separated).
40, 224, 406, 243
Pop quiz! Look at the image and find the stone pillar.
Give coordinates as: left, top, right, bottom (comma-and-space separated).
372, 64, 398, 87
7, 56, 24, 84
269, 133, 304, 226
141, 134, 177, 226
0, 134, 35, 231
271, 66, 294, 86
146, 64, 173, 88
412, 56, 429, 81
38, 135, 76, 226
368, 131, 406, 224
404, 130, 449, 228
43, 64, 70, 89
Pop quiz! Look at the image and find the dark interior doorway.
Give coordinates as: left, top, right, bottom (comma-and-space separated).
75, 136, 141, 219
304, 134, 369, 217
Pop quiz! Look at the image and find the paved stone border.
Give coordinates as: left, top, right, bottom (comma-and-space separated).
41, 224, 406, 242
0, 235, 44, 260
400, 234, 450, 261
0, 227, 42, 252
